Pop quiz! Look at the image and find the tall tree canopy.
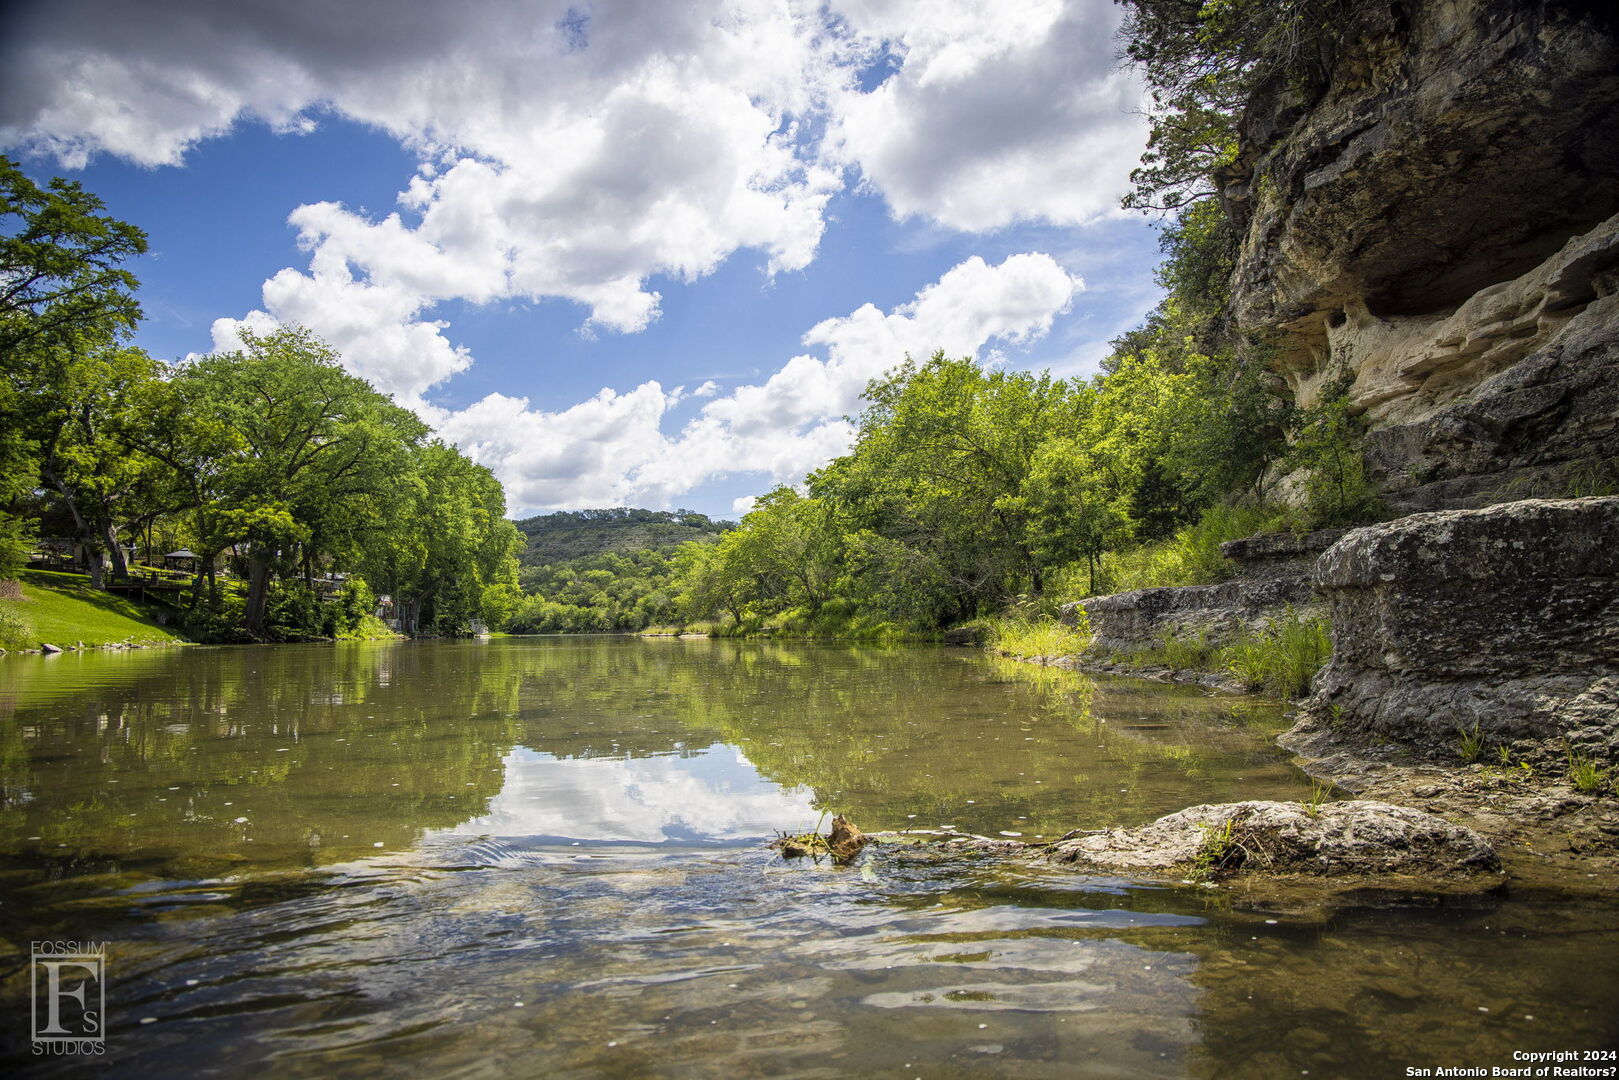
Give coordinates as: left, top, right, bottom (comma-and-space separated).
0, 157, 149, 577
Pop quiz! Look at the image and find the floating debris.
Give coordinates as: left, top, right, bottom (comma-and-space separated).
771, 814, 870, 863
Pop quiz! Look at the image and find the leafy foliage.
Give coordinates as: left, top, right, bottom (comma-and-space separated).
665, 348, 1302, 636
1285, 378, 1383, 527
505, 546, 691, 633
0, 156, 146, 357
0, 163, 520, 641
1118, 0, 1348, 213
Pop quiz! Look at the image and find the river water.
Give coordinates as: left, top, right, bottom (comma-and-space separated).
1, 638, 1615, 1077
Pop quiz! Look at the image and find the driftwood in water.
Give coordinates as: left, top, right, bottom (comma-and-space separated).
772, 814, 870, 863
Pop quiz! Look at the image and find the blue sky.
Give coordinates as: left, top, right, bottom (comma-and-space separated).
3, 0, 1165, 521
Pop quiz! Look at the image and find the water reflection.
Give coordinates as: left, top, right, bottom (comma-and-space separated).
442, 746, 816, 845
2, 639, 1613, 1078
0, 638, 1306, 875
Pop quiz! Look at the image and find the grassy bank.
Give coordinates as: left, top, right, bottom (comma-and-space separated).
639, 602, 930, 644
964, 604, 1330, 700
0, 570, 189, 651
1106, 608, 1331, 697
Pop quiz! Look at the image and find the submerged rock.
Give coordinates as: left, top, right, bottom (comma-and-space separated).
1043, 800, 1498, 878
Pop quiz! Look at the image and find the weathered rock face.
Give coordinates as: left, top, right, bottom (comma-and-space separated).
1072, 578, 1316, 657
1223, 0, 1619, 503
1217, 527, 1350, 581
1065, 527, 1344, 658
1228, 0, 1619, 365
1361, 269, 1619, 513
1044, 800, 1499, 877
1305, 497, 1619, 760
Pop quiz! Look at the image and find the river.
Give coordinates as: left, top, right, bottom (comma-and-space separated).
2, 638, 1615, 1076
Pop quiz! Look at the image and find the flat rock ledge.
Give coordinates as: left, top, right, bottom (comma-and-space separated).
1040, 800, 1499, 878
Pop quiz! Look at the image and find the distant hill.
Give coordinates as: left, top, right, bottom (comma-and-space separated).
511, 508, 733, 567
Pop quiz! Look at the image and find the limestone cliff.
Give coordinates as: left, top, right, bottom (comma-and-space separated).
1220, 0, 1619, 511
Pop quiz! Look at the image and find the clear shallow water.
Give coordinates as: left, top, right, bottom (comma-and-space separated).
1, 638, 1615, 1077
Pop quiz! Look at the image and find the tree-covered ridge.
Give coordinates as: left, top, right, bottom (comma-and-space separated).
513, 507, 730, 569
503, 547, 693, 634
0, 157, 520, 645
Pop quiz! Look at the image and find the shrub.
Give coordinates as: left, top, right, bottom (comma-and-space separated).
1060, 503, 1290, 599
0, 513, 33, 582
1287, 380, 1384, 528
0, 605, 28, 650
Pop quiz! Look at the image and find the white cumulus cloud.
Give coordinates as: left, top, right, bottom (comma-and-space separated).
435, 252, 1080, 514
2, 0, 1142, 505
827, 0, 1147, 230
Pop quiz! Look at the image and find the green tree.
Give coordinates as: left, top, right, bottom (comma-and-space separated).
0, 157, 146, 360
727, 487, 841, 612
0, 158, 148, 579
1118, 0, 1347, 213
676, 535, 757, 626
144, 326, 429, 635
817, 353, 1085, 611
1022, 437, 1135, 595
363, 441, 520, 636
27, 336, 167, 586
1286, 379, 1382, 527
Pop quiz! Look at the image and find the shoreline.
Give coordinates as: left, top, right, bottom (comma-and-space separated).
993, 649, 1619, 894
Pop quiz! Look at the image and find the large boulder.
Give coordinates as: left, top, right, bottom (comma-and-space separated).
1044, 800, 1498, 877
1305, 497, 1619, 760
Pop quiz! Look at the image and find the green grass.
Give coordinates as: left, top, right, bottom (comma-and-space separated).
1106, 609, 1330, 697
1455, 722, 1487, 763
1220, 608, 1331, 698
1, 570, 188, 650
1157, 627, 1217, 670
1190, 818, 1241, 880
1565, 745, 1614, 794
988, 615, 1091, 660
1052, 504, 1291, 601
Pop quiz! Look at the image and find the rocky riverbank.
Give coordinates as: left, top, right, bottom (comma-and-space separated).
994, 498, 1619, 895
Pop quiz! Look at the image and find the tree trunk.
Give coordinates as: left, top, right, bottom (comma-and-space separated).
41, 464, 108, 588
244, 549, 274, 636
101, 520, 128, 579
